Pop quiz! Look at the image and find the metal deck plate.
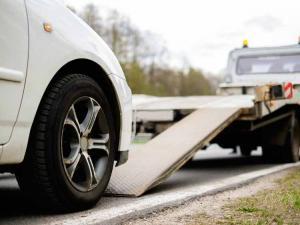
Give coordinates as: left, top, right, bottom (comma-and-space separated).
133, 95, 254, 111
107, 107, 241, 197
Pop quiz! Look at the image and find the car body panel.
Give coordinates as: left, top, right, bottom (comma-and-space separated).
0, 0, 28, 144
0, 0, 132, 164
225, 45, 300, 85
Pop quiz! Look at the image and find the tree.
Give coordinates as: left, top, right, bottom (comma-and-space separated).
73, 4, 217, 96
179, 68, 214, 96
81, 4, 103, 36
123, 62, 151, 94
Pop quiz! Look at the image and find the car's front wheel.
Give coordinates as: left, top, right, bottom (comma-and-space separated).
16, 74, 116, 212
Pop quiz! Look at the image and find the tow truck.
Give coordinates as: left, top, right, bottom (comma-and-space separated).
107, 40, 300, 197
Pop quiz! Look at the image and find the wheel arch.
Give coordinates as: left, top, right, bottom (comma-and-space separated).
43, 59, 121, 154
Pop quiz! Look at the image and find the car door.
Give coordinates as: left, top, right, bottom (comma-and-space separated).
0, 0, 28, 144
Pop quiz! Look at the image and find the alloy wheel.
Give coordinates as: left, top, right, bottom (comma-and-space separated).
61, 96, 110, 192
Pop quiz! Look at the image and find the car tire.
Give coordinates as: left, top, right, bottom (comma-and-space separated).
16, 74, 116, 212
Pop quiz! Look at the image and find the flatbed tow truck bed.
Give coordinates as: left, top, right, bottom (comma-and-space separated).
107, 83, 300, 196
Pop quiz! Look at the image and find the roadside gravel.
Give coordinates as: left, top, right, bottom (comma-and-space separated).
122, 167, 298, 225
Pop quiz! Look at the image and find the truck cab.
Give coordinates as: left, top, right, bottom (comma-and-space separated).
223, 43, 300, 86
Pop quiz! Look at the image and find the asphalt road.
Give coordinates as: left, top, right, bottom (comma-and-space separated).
0, 146, 283, 225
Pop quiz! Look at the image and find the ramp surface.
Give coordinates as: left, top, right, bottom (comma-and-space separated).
107, 108, 241, 196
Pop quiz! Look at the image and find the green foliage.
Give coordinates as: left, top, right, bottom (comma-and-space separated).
294, 194, 300, 209
179, 68, 214, 96
122, 62, 152, 94
223, 168, 300, 225
238, 206, 261, 213
188, 169, 300, 225
122, 64, 215, 96
76, 4, 217, 96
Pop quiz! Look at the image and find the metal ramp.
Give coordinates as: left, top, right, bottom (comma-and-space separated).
107, 107, 241, 197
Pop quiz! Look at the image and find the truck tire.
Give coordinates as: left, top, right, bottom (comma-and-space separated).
240, 146, 252, 157
263, 117, 300, 163
262, 145, 283, 163
284, 118, 300, 162
16, 74, 116, 212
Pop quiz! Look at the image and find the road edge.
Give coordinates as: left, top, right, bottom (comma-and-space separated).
58, 162, 300, 225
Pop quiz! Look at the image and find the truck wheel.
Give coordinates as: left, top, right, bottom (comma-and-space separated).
262, 145, 283, 163
284, 118, 300, 162
16, 74, 116, 212
263, 117, 300, 163
240, 146, 252, 157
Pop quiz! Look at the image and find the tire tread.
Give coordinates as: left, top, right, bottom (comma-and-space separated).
17, 74, 94, 211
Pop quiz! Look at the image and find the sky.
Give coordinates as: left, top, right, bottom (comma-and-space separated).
66, 0, 300, 74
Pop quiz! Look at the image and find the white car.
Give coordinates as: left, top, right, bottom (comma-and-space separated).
0, 0, 132, 211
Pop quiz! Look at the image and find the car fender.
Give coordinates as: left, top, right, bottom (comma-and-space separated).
0, 0, 132, 164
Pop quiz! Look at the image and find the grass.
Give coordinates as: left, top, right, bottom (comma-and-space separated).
190, 168, 300, 225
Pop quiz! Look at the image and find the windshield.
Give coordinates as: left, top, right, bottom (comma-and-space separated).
237, 54, 300, 75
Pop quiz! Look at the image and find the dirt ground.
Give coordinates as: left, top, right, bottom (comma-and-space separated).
122, 167, 300, 225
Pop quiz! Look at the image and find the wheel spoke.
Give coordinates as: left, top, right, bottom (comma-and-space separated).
64, 118, 81, 138
68, 105, 81, 132
66, 153, 81, 179
81, 98, 100, 136
62, 96, 109, 192
82, 152, 98, 189
63, 115, 80, 166
64, 142, 80, 165
88, 134, 109, 155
